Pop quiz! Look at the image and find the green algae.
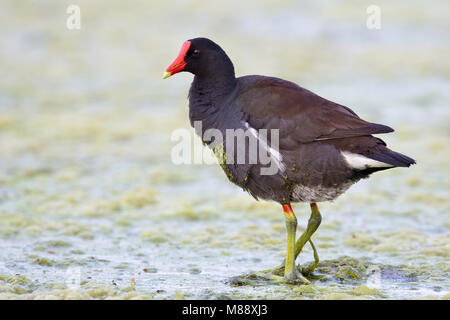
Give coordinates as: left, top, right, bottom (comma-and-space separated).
33, 258, 54, 266
70, 250, 85, 255
34, 240, 72, 250
224, 255, 443, 299
140, 230, 170, 243
116, 188, 158, 209
143, 267, 158, 273
189, 267, 202, 275
349, 285, 382, 297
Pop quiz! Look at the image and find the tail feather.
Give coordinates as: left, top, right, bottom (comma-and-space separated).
326, 135, 416, 170
367, 149, 416, 168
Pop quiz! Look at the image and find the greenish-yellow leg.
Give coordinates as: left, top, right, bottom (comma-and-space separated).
283, 204, 297, 281
294, 202, 322, 274
280, 204, 310, 283
255, 204, 316, 283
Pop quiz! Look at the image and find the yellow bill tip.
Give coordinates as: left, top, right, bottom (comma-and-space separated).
162, 71, 172, 79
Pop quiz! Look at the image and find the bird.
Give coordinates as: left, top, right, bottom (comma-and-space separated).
163, 37, 415, 283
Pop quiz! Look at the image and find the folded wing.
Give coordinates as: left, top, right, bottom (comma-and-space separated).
239, 76, 393, 144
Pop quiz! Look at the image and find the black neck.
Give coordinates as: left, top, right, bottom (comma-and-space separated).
188, 70, 237, 128
192, 73, 237, 100
191, 51, 237, 102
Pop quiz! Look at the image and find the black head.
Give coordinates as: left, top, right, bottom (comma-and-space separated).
163, 37, 235, 79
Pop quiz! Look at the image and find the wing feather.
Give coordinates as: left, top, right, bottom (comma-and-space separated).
239, 76, 393, 143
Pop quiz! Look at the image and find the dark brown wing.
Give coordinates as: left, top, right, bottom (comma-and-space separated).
239, 76, 393, 144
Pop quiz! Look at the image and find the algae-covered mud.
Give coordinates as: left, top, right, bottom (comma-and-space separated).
0, 0, 449, 299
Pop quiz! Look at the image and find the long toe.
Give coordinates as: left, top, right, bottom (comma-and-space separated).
284, 270, 310, 284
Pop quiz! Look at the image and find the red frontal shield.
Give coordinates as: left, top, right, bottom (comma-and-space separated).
163, 41, 191, 78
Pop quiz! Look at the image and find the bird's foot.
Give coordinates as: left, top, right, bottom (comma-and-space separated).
283, 267, 311, 284
229, 270, 310, 287
301, 261, 319, 277
248, 264, 311, 285
261, 260, 319, 277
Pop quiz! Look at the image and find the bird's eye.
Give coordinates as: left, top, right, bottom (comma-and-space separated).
193, 49, 200, 56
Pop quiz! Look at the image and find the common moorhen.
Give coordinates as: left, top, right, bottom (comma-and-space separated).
163, 38, 415, 282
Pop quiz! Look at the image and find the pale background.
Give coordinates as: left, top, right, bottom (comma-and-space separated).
0, 0, 448, 299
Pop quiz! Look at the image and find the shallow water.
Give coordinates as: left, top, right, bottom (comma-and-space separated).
0, 0, 449, 299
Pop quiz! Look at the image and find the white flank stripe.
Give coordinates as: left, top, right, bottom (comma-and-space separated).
244, 122, 286, 172
341, 151, 393, 170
